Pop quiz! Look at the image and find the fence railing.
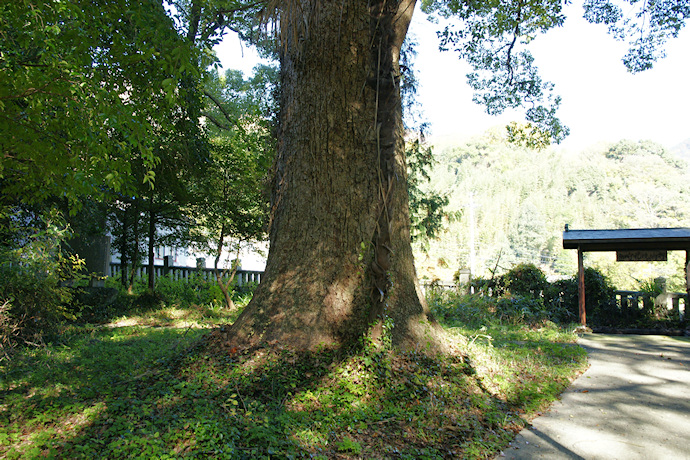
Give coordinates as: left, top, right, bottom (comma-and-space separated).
421, 283, 687, 321
109, 262, 263, 286
614, 290, 686, 321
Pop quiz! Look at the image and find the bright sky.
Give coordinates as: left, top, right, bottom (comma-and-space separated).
215, 3, 690, 152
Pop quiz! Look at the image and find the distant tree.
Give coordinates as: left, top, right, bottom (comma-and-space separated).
406, 137, 451, 245
509, 201, 548, 263
190, 67, 276, 309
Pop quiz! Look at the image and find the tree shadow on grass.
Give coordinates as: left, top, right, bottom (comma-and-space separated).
0, 327, 573, 459
0, 326, 206, 458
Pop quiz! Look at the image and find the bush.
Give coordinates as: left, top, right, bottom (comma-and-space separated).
544, 268, 617, 326
471, 264, 548, 299
0, 299, 20, 357
495, 295, 547, 325
503, 263, 548, 298
154, 274, 226, 308
470, 276, 506, 297
0, 213, 86, 349
432, 265, 623, 328
428, 290, 497, 328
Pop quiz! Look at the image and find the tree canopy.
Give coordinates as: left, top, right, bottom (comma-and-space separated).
0, 0, 200, 206
421, 0, 689, 144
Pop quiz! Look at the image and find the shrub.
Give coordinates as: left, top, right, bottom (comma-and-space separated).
544, 279, 578, 324
0, 213, 86, 348
496, 295, 547, 325
70, 287, 131, 324
0, 299, 20, 357
470, 275, 507, 297
428, 290, 497, 328
433, 265, 623, 328
545, 268, 617, 326
504, 263, 548, 298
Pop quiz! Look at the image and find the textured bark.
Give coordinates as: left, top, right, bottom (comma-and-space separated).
225, 0, 440, 350
147, 204, 156, 291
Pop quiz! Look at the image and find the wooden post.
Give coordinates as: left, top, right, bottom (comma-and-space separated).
578, 246, 586, 326
685, 250, 689, 323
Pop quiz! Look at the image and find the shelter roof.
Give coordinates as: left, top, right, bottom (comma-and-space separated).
562, 228, 690, 252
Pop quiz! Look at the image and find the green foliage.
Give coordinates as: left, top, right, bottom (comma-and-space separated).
495, 295, 547, 325
0, 211, 86, 349
154, 274, 226, 308
105, 273, 256, 312
575, 268, 617, 326
422, 0, 570, 145
421, 0, 687, 144
504, 263, 548, 297
420, 135, 690, 287
428, 291, 499, 328
400, 37, 453, 248
0, 0, 196, 205
406, 138, 452, 244
0, 317, 586, 459
435, 265, 622, 328
190, 67, 275, 287
637, 277, 664, 298
582, 0, 689, 73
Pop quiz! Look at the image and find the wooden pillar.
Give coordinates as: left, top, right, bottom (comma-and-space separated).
685, 250, 689, 322
578, 246, 586, 326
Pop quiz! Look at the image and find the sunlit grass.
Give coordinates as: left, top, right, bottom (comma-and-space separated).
0, 300, 588, 459
445, 323, 587, 413
103, 302, 242, 329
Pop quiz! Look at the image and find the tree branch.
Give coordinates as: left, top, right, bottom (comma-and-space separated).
203, 89, 240, 127
201, 111, 231, 130
505, 0, 524, 87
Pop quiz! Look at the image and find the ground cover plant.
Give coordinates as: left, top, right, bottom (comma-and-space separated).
0, 285, 587, 459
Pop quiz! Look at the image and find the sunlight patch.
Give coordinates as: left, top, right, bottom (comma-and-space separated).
107, 318, 140, 327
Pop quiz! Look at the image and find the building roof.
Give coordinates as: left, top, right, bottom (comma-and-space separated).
562, 227, 690, 252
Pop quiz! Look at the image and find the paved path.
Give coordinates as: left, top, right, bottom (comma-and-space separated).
498, 333, 690, 460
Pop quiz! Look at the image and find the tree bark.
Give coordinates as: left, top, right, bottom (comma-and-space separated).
225, 0, 439, 350
213, 223, 237, 310
147, 199, 156, 292
119, 206, 129, 290
128, 199, 141, 294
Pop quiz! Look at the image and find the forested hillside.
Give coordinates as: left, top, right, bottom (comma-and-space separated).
415, 132, 690, 291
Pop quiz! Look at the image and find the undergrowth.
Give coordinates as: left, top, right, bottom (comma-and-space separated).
0, 292, 588, 459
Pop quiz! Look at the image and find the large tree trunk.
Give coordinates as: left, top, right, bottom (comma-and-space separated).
226, 0, 439, 350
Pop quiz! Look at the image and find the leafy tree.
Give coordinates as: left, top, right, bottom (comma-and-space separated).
422, 0, 571, 144
0, 0, 198, 207
0, 208, 86, 348
509, 201, 549, 262
407, 137, 451, 245
190, 67, 275, 309
192, 136, 270, 309
221, 0, 688, 351
109, 196, 146, 293
581, 0, 690, 73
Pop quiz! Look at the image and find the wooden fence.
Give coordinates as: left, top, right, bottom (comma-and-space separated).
109, 262, 263, 286
421, 282, 687, 321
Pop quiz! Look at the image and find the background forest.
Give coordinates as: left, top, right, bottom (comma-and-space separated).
415, 133, 690, 292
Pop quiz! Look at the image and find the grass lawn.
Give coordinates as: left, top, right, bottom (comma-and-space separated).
0, 300, 587, 459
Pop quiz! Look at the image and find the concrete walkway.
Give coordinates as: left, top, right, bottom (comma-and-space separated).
499, 333, 690, 460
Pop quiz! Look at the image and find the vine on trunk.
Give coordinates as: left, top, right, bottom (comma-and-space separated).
368, 0, 402, 322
